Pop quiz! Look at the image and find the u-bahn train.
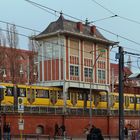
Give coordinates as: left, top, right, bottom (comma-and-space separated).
0, 82, 140, 114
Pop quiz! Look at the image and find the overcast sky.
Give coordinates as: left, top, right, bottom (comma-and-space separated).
0, 0, 140, 73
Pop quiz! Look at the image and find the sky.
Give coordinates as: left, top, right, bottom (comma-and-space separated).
0, 0, 140, 73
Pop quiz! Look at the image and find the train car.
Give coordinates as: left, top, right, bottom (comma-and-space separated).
0, 83, 14, 105
1, 82, 140, 116
124, 93, 135, 110
0, 83, 63, 107
0, 85, 6, 104
95, 91, 108, 109
136, 94, 140, 111
67, 91, 85, 108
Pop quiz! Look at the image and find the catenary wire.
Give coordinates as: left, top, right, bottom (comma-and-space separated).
24, 0, 140, 54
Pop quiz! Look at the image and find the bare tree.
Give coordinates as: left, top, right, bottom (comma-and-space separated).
6, 24, 20, 83
28, 37, 38, 84
0, 28, 6, 46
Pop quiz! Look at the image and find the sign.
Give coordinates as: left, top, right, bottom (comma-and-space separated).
18, 119, 24, 130
18, 97, 24, 113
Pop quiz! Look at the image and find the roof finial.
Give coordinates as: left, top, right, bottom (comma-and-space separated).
60, 11, 63, 16
85, 18, 89, 26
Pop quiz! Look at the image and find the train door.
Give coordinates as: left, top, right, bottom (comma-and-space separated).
94, 93, 100, 108
109, 93, 115, 108
26, 87, 35, 104
50, 90, 58, 105
70, 92, 78, 107
83, 92, 88, 109
0, 85, 6, 102
124, 95, 129, 109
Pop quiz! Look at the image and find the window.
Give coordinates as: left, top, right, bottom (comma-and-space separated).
18, 88, 26, 97
78, 93, 84, 100
84, 67, 92, 77
75, 66, 79, 76
36, 89, 49, 98
98, 69, 105, 80
70, 65, 79, 76
130, 97, 134, 103
137, 97, 140, 104
5, 87, 13, 96
100, 95, 106, 102
58, 91, 63, 99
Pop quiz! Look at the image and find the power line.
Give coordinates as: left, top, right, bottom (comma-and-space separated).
90, 0, 140, 25
0, 20, 40, 33
24, 0, 83, 22
91, 0, 116, 15
0, 0, 139, 62
24, 0, 140, 54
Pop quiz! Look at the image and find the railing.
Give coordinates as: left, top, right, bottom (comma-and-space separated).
54, 136, 72, 140
1, 105, 140, 116
3, 134, 51, 140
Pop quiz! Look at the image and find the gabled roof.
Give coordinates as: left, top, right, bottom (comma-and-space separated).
128, 73, 140, 79
35, 15, 115, 45
110, 63, 132, 76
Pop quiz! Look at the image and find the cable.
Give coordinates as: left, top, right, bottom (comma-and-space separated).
0, 0, 139, 65
90, 0, 140, 26
24, 0, 83, 22
24, 0, 59, 18
0, 28, 29, 38
0, 20, 40, 33
91, 15, 118, 23
91, 0, 116, 15
24, 0, 140, 54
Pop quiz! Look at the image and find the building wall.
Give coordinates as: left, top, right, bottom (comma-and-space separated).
4, 114, 140, 137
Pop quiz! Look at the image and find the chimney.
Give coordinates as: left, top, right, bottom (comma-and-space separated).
90, 25, 96, 35
77, 22, 83, 32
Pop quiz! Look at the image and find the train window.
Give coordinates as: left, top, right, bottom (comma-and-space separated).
100, 95, 106, 102
36, 89, 49, 98
130, 97, 134, 103
58, 91, 63, 99
88, 94, 90, 101
50, 91, 57, 104
5, 87, 13, 96
137, 97, 140, 104
115, 96, 119, 103
78, 93, 84, 100
18, 88, 26, 97
67, 92, 70, 100
0, 88, 4, 100
27, 88, 35, 104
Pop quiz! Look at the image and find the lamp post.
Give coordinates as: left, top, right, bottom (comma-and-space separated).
89, 49, 105, 127
0, 69, 6, 140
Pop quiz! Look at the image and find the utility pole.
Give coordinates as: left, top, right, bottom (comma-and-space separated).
117, 46, 124, 140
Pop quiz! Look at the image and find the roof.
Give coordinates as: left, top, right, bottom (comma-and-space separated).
35, 15, 115, 45
128, 73, 140, 79
110, 63, 132, 76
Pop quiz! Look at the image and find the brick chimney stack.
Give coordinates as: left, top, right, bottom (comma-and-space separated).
77, 22, 83, 32
90, 25, 96, 35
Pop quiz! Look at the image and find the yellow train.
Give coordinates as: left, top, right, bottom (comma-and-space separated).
0, 83, 140, 114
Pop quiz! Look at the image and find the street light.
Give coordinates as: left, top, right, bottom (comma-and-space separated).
0, 69, 6, 79
19, 61, 38, 84
89, 49, 105, 127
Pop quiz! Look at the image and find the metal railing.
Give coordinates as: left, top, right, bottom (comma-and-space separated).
2, 134, 51, 140
1, 105, 140, 116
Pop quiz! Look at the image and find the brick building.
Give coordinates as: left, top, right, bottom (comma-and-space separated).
0, 46, 37, 84
34, 14, 116, 103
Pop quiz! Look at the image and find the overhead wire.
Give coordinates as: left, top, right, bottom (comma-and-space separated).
24, 0, 140, 54
0, 20, 40, 33
0, 0, 139, 71
90, 0, 140, 26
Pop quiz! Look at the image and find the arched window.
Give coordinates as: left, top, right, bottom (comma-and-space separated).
36, 125, 44, 134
